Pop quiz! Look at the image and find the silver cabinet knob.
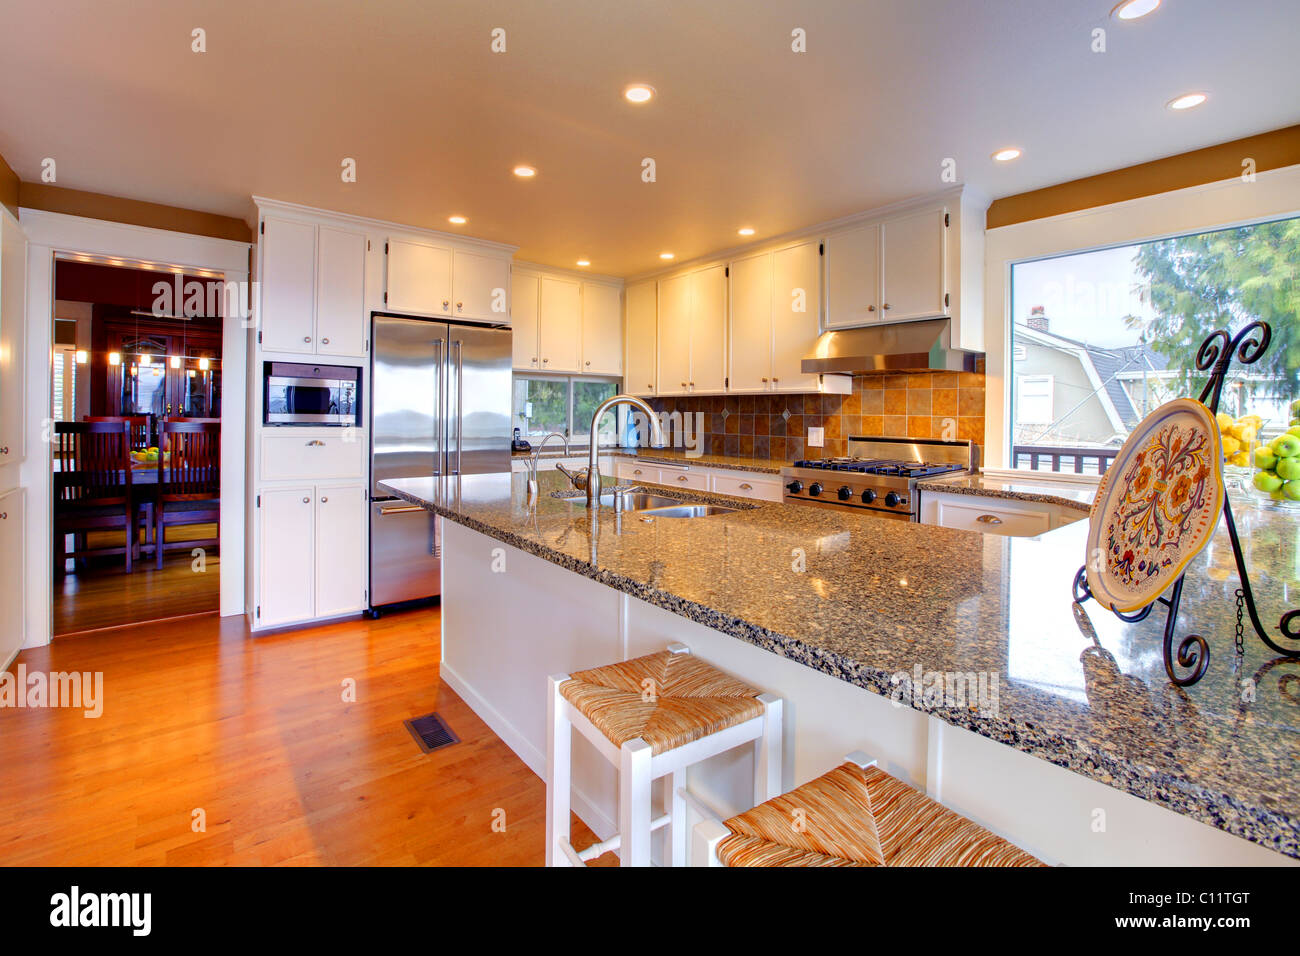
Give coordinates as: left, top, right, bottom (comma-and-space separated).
677, 475, 688, 482
633, 469, 643, 475
761, 377, 768, 383
303, 336, 311, 342
442, 300, 450, 310
739, 483, 752, 490
772, 377, 779, 383
302, 496, 310, 504
456, 302, 463, 311
585, 360, 591, 366
882, 303, 891, 310
976, 514, 1002, 525
0, 512, 6, 520
321, 337, 330, 344
647, 384, 653, 389
0, 446, 7, 455
680, 382, 687, 387
320, 496, 328, 503
306, 440, 325, 446
542, 358, 549, 364
532, 357, 538, 364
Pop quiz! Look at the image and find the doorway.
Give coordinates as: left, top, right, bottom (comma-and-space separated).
50, 259, 224, 635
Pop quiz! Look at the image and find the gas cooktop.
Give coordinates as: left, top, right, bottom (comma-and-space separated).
791, 457, 965, 478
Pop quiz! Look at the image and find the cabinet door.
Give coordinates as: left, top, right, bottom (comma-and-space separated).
0, 488, 24, 666
0, 213, 26, 468
657, 274, 692, 396
452, 249, 510, 322
510, 272, 540, 370
314, 485, 367, 618
537, 275, 582, 373
824, 223, 880, 329
881, 207, 946, 321
260, 217, 317, 352
258, 487, 316, 628
581, 282, 623, 375
689, 265, 727, 392
771, 240, 823, 391
315, 226, 367, 356
624, 281, 657, 394
727, 252, 772, 393
386, 238, 452, 317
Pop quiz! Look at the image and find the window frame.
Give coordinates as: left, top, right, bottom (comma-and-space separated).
512, 372, 622, 447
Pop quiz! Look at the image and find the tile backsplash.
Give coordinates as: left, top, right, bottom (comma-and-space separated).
647, 370, 985, 462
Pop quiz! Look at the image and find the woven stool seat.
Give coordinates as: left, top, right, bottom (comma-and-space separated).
559, 650, 765, 755
717, 761, 1044, 867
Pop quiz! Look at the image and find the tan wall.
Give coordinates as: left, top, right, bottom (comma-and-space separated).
0, 152, 18, 219
987, 125, 1300, 229
18, 183, 251, 242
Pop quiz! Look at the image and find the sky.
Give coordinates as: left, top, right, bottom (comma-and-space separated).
1011, 245, 1157, 349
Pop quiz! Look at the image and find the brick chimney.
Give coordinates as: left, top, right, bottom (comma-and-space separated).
1026, 305, 1049, 332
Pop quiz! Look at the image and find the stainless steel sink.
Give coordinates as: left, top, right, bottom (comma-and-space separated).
560, 490, 738, 517
637, 504, 739, 518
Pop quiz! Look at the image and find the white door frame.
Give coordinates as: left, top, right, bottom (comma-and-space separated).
18, 208, 251, 647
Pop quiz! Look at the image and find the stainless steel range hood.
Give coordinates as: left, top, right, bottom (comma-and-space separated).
801, 318, 978, 374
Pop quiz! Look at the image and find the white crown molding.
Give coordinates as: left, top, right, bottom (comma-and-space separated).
252, 195, 519, 255
18, 207, 250, 272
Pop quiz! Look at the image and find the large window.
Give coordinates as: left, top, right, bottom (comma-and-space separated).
513, 375, 620, 447
1010, 215, 1300, 473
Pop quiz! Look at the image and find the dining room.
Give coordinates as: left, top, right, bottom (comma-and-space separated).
50, 258, 224, 636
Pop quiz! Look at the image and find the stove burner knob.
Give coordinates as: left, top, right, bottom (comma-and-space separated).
861, 488, 877, 504
785, 480, 803, 494
885, 491, 903, 508
808, 482, 824, 497
837, 485, 853, 501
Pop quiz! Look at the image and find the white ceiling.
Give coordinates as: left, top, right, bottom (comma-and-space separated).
1, 0, 1297, 276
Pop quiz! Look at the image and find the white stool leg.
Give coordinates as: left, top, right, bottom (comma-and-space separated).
618, 738, 653, 866
546, 674, 572, 867
669, 768, 687, 867
755, 693, 783, 801
693, 819, 730, 867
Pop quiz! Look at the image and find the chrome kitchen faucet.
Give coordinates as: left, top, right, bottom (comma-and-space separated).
557, 394, 665, 508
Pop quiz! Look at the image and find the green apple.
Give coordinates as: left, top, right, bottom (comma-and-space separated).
1284, 481, 1300, 502
1273, 489, 1289, 501
1255, 470, 1284, 493
1278, 458, 1300, 481
1288, 425, 1300, 438
1276, 434, 1300, 459
1255, 447, 1279, 470
1290, 398, 1300, 416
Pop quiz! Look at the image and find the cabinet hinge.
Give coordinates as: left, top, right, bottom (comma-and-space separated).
944, 213, 950, 228
944, 292, 950, 308
260, 221, 265, 235
366, 239, 371, 252
725, 377, 729, 388
383, 292, 388, 304
724, 266, 729, 278
819, 242, 824, 255
257, 330, 262, 344
256, 606, 261, 619
256, 494, 261, 507
384, 242, 389, 254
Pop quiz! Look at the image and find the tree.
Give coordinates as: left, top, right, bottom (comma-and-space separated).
1130, 217, 1300, 406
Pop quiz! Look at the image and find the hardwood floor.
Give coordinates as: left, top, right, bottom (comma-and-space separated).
0, 606, 605, 865
52, 523, 220, 636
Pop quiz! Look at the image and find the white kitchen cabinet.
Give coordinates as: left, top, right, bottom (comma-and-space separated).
258, 487, 317, 628
708, 471, 783, 501
689, 266, 727, 392
0, 488, 25, 666
260, 216, 368, 356
624, 281, 657, 394
729, 240, 822, 393
385, 237, 452, 317
613, 459, 781, 502
511, 271, 541, 370
880, 207, 946, 321
538, 276, 582, 373
657, 274, 692, 395
261, 429, 366, 482
920, 491, 1062, 537
581, 282, 622, 375
824, 222, 880, 330
452, 249, 509, 322
0, 211, 25, 470
313, 485, 368, 619
258, 483, 367, 628
315, 226, 368, 355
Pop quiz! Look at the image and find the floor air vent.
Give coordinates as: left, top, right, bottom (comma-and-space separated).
404, 711, 460, 754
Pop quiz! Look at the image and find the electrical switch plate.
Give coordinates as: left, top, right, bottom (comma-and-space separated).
807, 426, 824, 447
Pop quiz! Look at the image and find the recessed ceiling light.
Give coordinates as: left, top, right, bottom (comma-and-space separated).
738, 227, 755, 236
576, 259, 590, 267
659, 252, 674, 260
991, 147, 1022, 162
1166, 92, 1207, 111
624, 84, 656, 104
448, 215, 467, 225
1111, 0, 1160, 20
513, 165, 537, 178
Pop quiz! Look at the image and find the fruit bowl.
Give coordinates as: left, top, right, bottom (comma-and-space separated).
1250, 411, 1300, 507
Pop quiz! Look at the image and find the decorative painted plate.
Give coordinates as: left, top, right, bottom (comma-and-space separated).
1085, 397, 1225, 614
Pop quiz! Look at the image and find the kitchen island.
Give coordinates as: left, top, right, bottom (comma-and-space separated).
381, 469, 1300, 865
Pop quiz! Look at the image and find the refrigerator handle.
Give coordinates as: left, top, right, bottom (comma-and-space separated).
432, 337, 443, 476
453, 339, 463, 475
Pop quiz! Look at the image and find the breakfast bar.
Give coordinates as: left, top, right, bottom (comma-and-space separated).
382, 468, 1300, 866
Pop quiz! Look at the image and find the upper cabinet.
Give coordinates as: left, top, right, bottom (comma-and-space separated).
385, 237, 510, 324
657, 265, 726, 396
624, 281, 657, 394
729, 240, 822, 393
511, 271, 541, 370
581, 282, 622, 376
511, 269, 624, 375
822, 187, 985, 351
538, 276, 582, 372
259, 215, 367, 356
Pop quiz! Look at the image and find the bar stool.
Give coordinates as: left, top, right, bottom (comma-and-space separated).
546, 643, 783, 867
692, 752, 1044, 867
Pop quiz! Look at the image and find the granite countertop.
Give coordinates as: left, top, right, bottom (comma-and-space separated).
917, 472, 1096, 513
380, 469, 1300, 859
511, 445, 786, 474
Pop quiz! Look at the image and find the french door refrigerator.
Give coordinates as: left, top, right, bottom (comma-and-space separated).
369, 315, 512, 609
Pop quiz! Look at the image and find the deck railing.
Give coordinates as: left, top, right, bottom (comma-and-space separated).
1012, 444, 1119, 475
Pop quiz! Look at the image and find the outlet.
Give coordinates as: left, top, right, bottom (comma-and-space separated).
807, 426, 824, 447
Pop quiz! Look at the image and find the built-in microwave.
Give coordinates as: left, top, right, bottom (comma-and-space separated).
263, 361, 361, 426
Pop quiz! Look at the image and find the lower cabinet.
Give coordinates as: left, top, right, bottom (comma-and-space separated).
258, 483, 367, 628
0, 487, 25, 665
613, 459, 781, 501
919, 491, 1083, 537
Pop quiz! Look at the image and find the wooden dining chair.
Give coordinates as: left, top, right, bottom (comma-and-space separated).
84, 415, 151, 451
155, 420, 221, 569
52, 420, 136, 574
85, 414, 154, 550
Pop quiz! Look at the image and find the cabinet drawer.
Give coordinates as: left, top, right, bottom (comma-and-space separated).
935, 499, 1050, 537
710, 472, 781, 501
262, 430, 365, 481
653, 467, 708, 491
616, 460, 655, 482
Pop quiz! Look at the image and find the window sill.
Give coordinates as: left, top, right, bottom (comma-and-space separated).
981, 467, 1103, 486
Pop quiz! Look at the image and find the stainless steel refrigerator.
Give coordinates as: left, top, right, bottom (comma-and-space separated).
369, 315, 512, 609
